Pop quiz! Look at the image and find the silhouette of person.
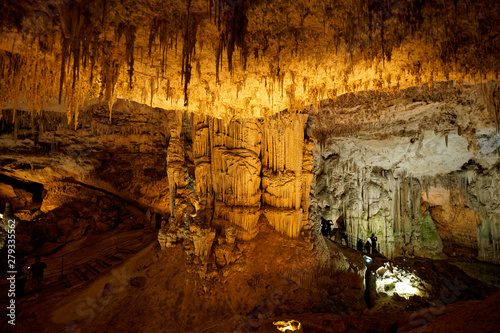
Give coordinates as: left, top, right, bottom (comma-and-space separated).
325, 219, 332, 238
370, 234, 378, 254
321, 217, 328, 236
340, 232, 348, 247
29, 256, 47, 293
356, 238, 363, 252
364, 238, 372, 254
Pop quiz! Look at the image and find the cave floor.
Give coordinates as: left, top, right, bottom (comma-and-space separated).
5, 224, 500, 333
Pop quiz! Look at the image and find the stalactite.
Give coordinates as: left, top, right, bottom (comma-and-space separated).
181, 0, 198, 107
13, 110, 18, 142
265, 208, 303, 238
59, 1, 86, 103
148, 19, 158, 58
215, 37, 223, 84
59, 21, 68, 103
124, 24, 137, 90
479, 81, 500, 133
150, 77, 155, 108
213, 0, 250, 78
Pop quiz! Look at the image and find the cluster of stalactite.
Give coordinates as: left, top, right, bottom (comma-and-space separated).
351, 0, 500, 74
0, 109, 67, 143
0, 49, 59, 139
214, 0, 251, 81
1, 0, 499, 120
0, 102, 175, 150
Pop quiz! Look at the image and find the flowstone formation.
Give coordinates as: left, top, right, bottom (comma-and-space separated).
157, 111, 315, 272
262, 113, 312, 238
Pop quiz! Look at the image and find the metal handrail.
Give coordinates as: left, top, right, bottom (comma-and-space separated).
45, 233, 154, 282
42, 237, 135, 279
0, 231, 157, 293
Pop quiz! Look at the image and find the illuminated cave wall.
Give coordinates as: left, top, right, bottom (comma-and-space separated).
191, 112, 312, 238
0, 102, 314, 236
310, 83, 500, 263
2, 81, 500, 263
1, 0, 500, 122
0, 100, 176, 214
313, 159, 500, 264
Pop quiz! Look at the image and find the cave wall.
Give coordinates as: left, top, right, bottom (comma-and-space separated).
0, 100, 174, 216
2, 82, 500, 263
466, 169, 500, 263
313, 159, 447, 260
311, 83, 500, 263
0, 101, 314, 246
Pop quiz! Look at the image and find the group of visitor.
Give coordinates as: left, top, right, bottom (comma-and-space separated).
321, 216, 377, 254
356, 234, 378, 254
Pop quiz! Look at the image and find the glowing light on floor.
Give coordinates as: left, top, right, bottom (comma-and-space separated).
374, 262, 427, 299
273, 319, 302, 332
395, 281, 419, 296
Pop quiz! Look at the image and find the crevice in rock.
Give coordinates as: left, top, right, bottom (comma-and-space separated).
0, 173, 44, 202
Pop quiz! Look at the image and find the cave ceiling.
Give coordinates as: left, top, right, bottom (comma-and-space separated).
0, 0, 499, 122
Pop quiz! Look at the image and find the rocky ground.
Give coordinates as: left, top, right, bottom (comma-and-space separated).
3, 218, 498, 333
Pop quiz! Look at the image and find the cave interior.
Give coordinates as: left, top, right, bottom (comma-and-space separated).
1, 0, 500, 332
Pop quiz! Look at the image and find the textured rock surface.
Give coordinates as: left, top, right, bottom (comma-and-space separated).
0, 183, 23, 209
1, 2, 499, 330
1, 1, 499, 120
2, 82, 500, 263
23, 220, 367, 333
261, 113, 310, 237
423, 187, 477, 251
310, 83, 500, 262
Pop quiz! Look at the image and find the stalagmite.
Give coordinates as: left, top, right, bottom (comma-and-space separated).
189, 222, 216, 261
167, 111, 187, 220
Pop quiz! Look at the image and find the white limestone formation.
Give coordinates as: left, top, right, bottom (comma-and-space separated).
312, 86, 500, 262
